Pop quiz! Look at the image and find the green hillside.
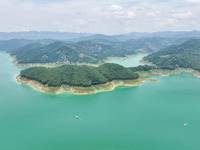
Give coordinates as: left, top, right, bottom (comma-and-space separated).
143, 39, 200, 71
10, 37, 178, 65
20, 63, 139, 87
12, 42, 100, 64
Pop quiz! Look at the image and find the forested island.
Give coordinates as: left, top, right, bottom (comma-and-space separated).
17, 63, 155, 94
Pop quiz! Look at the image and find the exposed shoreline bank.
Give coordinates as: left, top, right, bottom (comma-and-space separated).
106, 53, 148, 61
17, 67, 200, 95
16, 76, 157, 95
0, 51, 101, 68
139, 59, 200, 78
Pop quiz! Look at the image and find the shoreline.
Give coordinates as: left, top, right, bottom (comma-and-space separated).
0, 51, 19, 66
137, 68, 200, 78
0, 51, 101, 68
139, 59, 156, 66
1, 51, 148, 68
138, 59, 200, 78
16, 76, 157, 95
16, 67, 200, 95
106, 53, 148, 61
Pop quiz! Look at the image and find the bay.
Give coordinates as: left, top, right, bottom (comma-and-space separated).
106, 54, 147, 67
0, 53, 200, 150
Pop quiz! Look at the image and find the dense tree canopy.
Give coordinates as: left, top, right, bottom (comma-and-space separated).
143, 39, 200, 71
129, 65, 156, 72
9, 37, 184, 65
20, 63, 139, 87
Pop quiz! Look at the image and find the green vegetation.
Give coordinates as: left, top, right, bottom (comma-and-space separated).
129, 65, 157, 72
1, 35, 197, 66
20, 63, 139, 87
143, 39, 200, 71
12, 42, 99, 64
9, 37, 183, 65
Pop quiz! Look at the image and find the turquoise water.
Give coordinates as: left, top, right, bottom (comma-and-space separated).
0, 53, 200, 150
107, 54, 147, 67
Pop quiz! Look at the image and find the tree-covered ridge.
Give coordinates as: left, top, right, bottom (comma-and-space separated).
12, 42, 100, 64
20, 63, 139, 87
143, 39, 200, 71
129, 65, 156, 72
9, 37, 185, 65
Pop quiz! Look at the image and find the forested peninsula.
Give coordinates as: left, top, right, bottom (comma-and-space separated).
130, 39, 200, 78
143, 39, 200, 71
17, 63, 155, 94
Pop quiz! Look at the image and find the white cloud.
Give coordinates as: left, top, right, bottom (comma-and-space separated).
113, 11, 136, 19
0, 0, 199, 34
172, 11, 192, 18
110, 4, 136, 19
110, 5, 122, 10
74, 19, 87, 26
185, 0, 200, 3
126, 11, 136, 18
147, 12, 156, 16
146, 11, 160, 17
168, 18, 178, 24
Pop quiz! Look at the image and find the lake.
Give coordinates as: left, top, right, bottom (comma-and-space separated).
0, 53, 200, 150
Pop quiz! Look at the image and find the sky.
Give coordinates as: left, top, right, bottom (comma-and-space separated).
0, 0, 200, 34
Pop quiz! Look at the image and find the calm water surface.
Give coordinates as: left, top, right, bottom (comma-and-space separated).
0, 53, 200, 150
107, 54, 147, 67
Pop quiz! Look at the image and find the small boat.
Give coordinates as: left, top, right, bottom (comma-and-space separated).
184, 123, 188, 127
75, 116, 80, 119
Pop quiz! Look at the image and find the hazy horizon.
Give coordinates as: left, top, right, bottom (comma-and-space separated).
0, 30, 199, 35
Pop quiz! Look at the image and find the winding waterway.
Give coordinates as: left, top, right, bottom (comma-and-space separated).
0, 53, 200, 150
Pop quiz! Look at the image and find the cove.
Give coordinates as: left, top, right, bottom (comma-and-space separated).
106, 54, 147, 67
0, 53, 200, 150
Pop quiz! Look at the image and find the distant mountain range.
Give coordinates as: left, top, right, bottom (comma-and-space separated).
0, 31, 93, 41
0, 39, 58, 51
1, 30, 200, 41
123, 30, 200, 39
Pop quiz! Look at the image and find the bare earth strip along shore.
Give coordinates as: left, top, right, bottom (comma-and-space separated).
138, 68, 200, 78
16, 68, 200, 95
140, 59, 200, 78
17, 67, 200, 95
17, 76, 157, 95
